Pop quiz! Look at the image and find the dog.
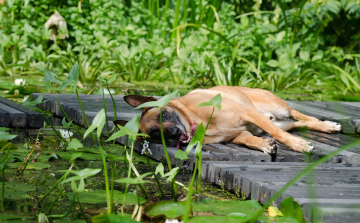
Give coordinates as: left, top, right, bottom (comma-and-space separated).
121, 86, 341, 154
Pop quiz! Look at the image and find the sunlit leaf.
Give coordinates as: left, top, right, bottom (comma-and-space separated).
268, 206, 283, 217
67, 138, 83, 150
163, 167, 179, 181
84, 109, 105, 140
23, 93, 46, 107
114, 172, 152, 184
175, 149, 189, 161
198, 93, 222, 110
155, 163, 164, 176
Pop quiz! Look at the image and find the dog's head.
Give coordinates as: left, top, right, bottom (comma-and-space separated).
122, 95, 192, 148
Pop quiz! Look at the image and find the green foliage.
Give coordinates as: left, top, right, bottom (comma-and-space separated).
1, 0, 359, 98
143, 201, 188, 219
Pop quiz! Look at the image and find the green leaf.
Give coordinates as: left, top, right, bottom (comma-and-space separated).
68, 138, 83, 150
92, 214, 138, 223
198, 93, 222, 110
8, 162, 51, 170
114, 172, 152, 184
185, 123, 205, 157
67, 190, 145, 204
155, 163, 164, 176
44, 70, 63, 91
175, 149, 189, 160
163, 167, 179, 181
280, 197, 305, 223
136, 90, 178, 109
62, 117, 72, 128
98, 75, 116, 85
61, 168, 101, 184
84, 109, 105, 140
312, 51, 323, 61
143, 201, 188, 219
60, 62, 80, 93
23, 93, 46, 107
266, 60, 279, 68
299, 51, 310, 61
268, 206, 283, 217
0, 130, 17, 141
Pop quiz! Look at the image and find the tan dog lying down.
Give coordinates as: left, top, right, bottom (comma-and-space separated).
122, 86, 341, 154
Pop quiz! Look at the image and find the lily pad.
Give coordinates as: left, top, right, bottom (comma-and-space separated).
67, 190, 145, 204
143, 201, 189, 219
8, 162, 51, 170
92, 214, 138, 223
192, 199, 262, 217
0, 213, 32, 221
0, 182, 36, 200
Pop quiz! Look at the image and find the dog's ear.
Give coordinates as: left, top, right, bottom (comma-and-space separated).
124, 95, 157, 111
113, 120, 128, 129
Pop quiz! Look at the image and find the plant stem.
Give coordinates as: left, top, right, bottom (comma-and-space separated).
76, 89, 96, 142
102, 87, 110, 133
159, 108, 172, 171
146, 154, 165, 198
99, 140, 111, 214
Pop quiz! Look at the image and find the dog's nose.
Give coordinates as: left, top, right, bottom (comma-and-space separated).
168, 126, 182, 136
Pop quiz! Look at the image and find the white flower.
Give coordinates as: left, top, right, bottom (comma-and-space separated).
141, 140, 152, 155
59, 129, 73, 139
103, 88, 115, 95
15, 79, 26, 86
165, 219, 182, 223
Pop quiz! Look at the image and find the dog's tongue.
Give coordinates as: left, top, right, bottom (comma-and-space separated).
175, 134, 192, 149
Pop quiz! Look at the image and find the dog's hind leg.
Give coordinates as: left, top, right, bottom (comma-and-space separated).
231, 131, 278, 154
288, 108, 341, 132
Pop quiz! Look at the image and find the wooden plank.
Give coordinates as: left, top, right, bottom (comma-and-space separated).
0, 97, 44, 128
0, 102, 26, 127
0, 108, 10, 127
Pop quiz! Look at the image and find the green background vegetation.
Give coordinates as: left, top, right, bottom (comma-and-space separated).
1, 0, 360, 100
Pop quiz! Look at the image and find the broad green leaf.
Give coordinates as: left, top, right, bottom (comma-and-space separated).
23, 93, 45, 107
0, 131, 17, 141
67, 138, 83, 150
92, 214, 138, 223
71, 178, 85, 192
44, 70, 63, 91
299, 51, 310, 61
8, 162, 51, 170
266, 60, 279, 68
84, 109, 105, 140
175, 149, 189, 160
62, 117, 72, 128
155, 163, 164, 176
60, 62, 80, 93
198, 93, 222, 110
70, 152, 83, 161
0, 182, 36, 200
98, 75, 116, 84
124, 114, 140, 135
312, 51, 323, 61
280, 197, 305, 223
0, 214, 32, 221
67, 190, 145, 204
114, 172, 152, 184
143, 201, 188, 219
268, 206, 283, 217
185, 123, 205, 157
163, 167, 179, 181
136, 90, 178, 109
192, 199, 262, 216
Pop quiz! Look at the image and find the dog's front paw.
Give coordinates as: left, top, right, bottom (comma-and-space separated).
323, 121, 342, 132
290, 137, 314, 153
262, 139, 278, 154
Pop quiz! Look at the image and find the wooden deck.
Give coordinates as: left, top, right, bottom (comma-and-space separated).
32, 93, 360, 223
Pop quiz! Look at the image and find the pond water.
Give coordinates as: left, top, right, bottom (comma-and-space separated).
1, 117, 246, 222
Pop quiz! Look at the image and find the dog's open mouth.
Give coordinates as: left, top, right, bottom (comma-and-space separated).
175, 133, 193, 149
